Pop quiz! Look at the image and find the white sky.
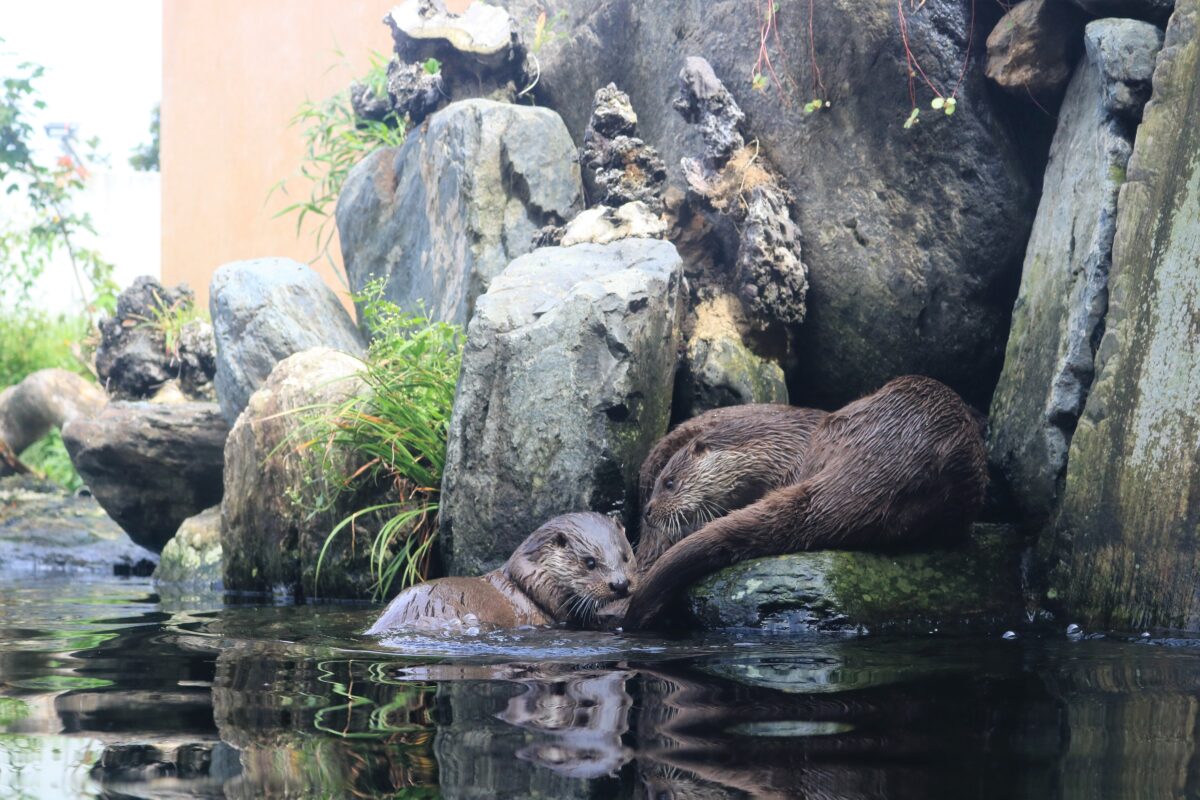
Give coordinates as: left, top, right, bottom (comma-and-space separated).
1, 0, 162, 169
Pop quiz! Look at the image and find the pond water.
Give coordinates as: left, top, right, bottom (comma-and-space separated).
2, 572, 1200, 799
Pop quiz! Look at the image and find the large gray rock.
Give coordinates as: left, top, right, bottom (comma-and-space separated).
1046, 0, 1200, 631
62, 402, 229, 552
209, 258, 365, 424
221, 348, 396, 600
336, 100, 583, 329
497, 0, 1033, 408
988, 19, 1163, 521
440, 239, 682, 575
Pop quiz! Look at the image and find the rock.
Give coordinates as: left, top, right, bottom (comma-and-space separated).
579, 84, 667, 212
384, 59, 447, 124
985, 0, 1088, 100
440, 239, 682, 575
1046, 0, 1200, 631
500, 0, 1034, 408
1085, 18, 1164, 120
154, 506, 222, 590
687, 524, 1023, 632
95, 276, 216, 401
350, 81, 392, 122
221, 348, 396, 600
676, 295, 787, 417
209, 258, 365, 424
336, 99, 583, 327
1062, 0, 1175, 24
559, 202, 666, 246
988, 19, 1162, 521
673, 56, 745, 173
61, 402, 228, 553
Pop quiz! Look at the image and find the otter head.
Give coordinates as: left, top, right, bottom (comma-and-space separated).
642, 437, 740, 548
505, 512, 637, 627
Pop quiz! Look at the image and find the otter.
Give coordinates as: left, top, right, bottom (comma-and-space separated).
638, 404, 828, 569
624, 375, 988, 629
366, 512, 636, 635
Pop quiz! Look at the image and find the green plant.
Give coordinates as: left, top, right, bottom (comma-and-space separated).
273, 50, 407, 261
0, 312, 92, 389
128, 103, 159, 171
132, 288, 208, 359
299, 281, 462, 599
20, 429, 81, 491
421, 57, 441, 76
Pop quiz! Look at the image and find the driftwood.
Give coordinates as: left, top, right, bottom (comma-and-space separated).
0, 368, 107, 475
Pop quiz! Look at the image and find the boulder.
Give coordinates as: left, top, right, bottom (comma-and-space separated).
209, 258, 365, 424
985, 0, 1088, 100
154, 506, 222, 590
440, 239, 682, 575
1062, 0, 1175, 24
498, 0, 1033, 408
337, 99, 583, 328
95, 276, 216, 401
61, 402, 228, 553
988, 19, 1163, 521
1046, 0, 1200, 631
688, 524, 1023, 632
221, 348, 395, 600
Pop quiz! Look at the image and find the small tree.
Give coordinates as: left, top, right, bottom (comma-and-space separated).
128, 103, 159, 172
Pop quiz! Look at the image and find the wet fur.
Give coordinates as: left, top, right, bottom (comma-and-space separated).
366, 512, 635, 635
625, 376, 988, 629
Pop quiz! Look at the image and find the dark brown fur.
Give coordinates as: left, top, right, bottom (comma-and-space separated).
638, 404, 828, 570
366, 512, 635, 635
624, 376, 988, 629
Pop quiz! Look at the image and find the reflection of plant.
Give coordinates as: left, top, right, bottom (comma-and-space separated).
0, 697, 30, 728
313, 659, 436, 740
273, 51, 407, 260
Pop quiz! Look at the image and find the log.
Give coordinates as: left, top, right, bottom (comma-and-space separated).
0, 368, 107, 475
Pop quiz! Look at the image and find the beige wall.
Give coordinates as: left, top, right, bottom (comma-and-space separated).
161, 0, 397, 308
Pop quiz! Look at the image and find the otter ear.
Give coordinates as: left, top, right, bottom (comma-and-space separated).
554, 531, 567, 547
691, 439, 709, 455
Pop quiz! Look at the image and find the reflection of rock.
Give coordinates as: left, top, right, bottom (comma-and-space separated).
985, 0, 1087, 101
89, 740, 240, 792
154, 505, 222, 590
62, 402, 228, 553
440, 239, 682, 574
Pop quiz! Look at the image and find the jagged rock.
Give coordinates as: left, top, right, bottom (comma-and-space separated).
0, 369, 106, 471
337, 99, 582, 327
1085, 18, 1164, 120
209, 258, 365, 424
350, 82, 392, 121
95, 276, 216, 401
688, 524, 1023, 632
154, 506, 222, 590
499, 0, 1033, 408
988, 18, 1163, 521
674, 56, 745, 174
1046, 0, 1200, 631
986, 0, 1088, 101
440, 239, 682, 575
221, 348, 396, 600
559, 202, 666, 246
62, 402, 228, 553
385, 59, 447, 124
579, 84, 667, 212
1063, 0, 1175, 23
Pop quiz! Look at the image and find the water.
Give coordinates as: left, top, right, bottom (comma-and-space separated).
3, 573, 1200, 799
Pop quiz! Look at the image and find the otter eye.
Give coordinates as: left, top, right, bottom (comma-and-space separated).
664, 478, 675, 490
585, 556, 597, 570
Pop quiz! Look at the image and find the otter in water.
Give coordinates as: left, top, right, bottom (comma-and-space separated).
637, 404, 828, 570
366, 512, 636, 635
624, 375, 988, 629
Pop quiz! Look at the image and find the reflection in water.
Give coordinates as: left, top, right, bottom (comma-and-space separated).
3, 574, 1200, 798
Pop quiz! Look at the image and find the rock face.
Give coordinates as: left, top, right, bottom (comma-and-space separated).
688, 524, 1022, 632
154, 506, 222, 590
440, 239, 682, 575
221, 348, 393, 600
988, 19, 1163, 521
1047, 0, 1200, 631
95, 277, 216, 401
337, 100, 583, 328
209, 258, 365, 424
985, 0, 1087, 100
499, 0, 1033, 408
62, 402, 229, 553
1062, 0, 1176, 24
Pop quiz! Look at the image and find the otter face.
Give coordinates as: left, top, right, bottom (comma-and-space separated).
643, 438, 738, 544
511, 512, 637, 627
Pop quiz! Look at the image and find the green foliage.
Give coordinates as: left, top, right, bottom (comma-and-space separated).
303, 281, 462, 600
0, 312, 91, 389
273, 50, 407, 260
421, 57, 441, 76
531, 9, 569, 54
131, 287, 207, 359
20, 429, 81, 491
128, 103, 159, 171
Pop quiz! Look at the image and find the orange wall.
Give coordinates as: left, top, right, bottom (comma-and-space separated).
161, 0, 396, 308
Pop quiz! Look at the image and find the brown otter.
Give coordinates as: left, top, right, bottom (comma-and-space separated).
366, 512, 636, 635
624, 375, 988, 629
638, 404, 828, 569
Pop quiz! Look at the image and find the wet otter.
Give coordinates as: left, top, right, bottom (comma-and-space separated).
366, 512, 636, 635
638, 404, 828, 569
624, 376, 988, 629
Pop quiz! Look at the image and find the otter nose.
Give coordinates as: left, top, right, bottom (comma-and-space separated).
609, 577, 630, 597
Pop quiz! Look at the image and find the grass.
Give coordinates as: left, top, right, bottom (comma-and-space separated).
131, 288, 208, 359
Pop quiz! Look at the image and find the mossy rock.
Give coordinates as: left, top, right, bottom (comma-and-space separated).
687, 524, 1024, 633
154, 505, 222, 590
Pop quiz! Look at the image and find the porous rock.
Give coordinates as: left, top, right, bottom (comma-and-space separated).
61, 402, 228, 553
209, 258, 365, 424
579, 84, 667, 212
985, 0, 1088, 100
337, 99, 582, 327
154, 505, 222, 590
440, 238, 682, 575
